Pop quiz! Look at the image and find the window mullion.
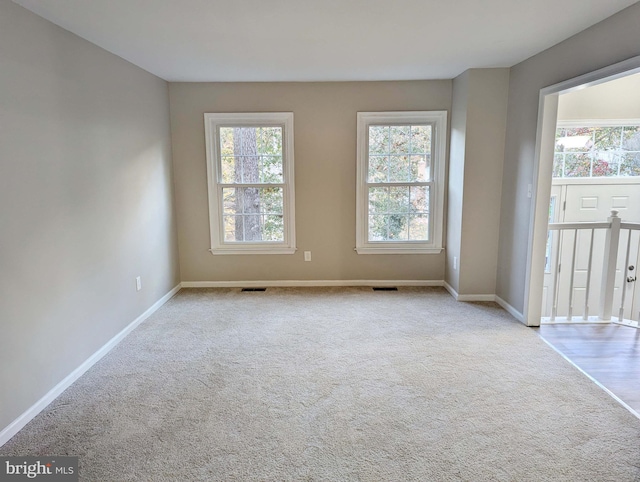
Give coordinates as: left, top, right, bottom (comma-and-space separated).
407, 184, 412, 240
218, 183, 285, 188
386, 126, 391, 183
366, 182, 427, 188
618, 127, 624, 176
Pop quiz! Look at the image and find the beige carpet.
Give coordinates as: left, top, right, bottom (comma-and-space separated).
2, 287, 640, 481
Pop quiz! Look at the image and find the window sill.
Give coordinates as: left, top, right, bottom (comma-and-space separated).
209, 247, 297, 255
355, 246, 443, 255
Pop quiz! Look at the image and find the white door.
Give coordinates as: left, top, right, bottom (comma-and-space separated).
544, 180, 640, 321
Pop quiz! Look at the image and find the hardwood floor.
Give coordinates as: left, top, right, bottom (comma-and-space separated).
536, 323, 640, 415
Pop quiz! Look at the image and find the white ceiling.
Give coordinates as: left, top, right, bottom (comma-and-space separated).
12, 0, 640, 82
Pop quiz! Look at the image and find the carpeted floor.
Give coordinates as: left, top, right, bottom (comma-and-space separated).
2, 287, 640, 481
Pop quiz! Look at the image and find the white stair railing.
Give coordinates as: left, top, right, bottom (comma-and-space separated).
547, 210, 640, 324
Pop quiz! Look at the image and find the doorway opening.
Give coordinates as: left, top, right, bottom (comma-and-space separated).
541, 75, 640, 324
524, 55, 640, 327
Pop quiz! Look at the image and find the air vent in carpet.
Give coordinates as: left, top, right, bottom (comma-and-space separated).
241, 288, 267, 292
372, 287, 398, 291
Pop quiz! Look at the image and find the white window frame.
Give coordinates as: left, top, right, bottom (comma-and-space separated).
204, 112, 296, 255
356, 111, 447, 254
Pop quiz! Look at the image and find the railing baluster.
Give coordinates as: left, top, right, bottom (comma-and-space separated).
582, 228, 596, 321
567, 229, 578, 320
619, 229, 633, 321
550, 229, 564, 322
600, 210, 621, 321
583, 228, 595, 321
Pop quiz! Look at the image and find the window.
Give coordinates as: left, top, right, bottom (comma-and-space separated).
356, 111, 447, 254
545, 196, 557, 274
204, 113, 296, 254
554, 121, 640, 178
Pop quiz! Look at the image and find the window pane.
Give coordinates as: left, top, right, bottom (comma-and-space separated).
621, 152, 640, 176
621, 127, 640, 176
369, 126, 390, 155
408, 214, 429, 241
368, 156, 389, 182
622, 126, 640, 150
369, 186, 426, 217
410, 125, 431, 154
389, 126, 410, 154
388, 155, 411, 182
259, 187, 284, 214
219, 126, 283, 184
368, 187, 388, 214
410, 155, 429, 182
553, 153, 564, 177
369, 124, 431, 183
367, 187, 429, 241
556, 127, 593, 152
369, 214, 409, 241
260, 155, 284, 183
592, 151, 620, 177
410, 186, 428, 213
564, 153, 591, 177
262, 215, 284, 241
257, 127, 283, 155
593, 127, 622, 150
224, 215, 241, 242
368, 214, 388, 241
388, 186, 410, 213
222, 187, 238, 216
545, 197, 556, 273
221, 187, 284, 241
387, 215, 409, 240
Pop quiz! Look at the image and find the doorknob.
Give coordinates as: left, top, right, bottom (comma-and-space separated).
627, 266, 636, 283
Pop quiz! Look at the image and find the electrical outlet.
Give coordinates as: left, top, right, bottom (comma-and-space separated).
136, 276, 142, 291
453, 257, 457, 270
304, 251, 312, 262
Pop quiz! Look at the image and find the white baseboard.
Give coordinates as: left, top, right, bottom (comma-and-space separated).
443, 282, 497, 302
443, 281, 458, 299
0, 284, 182, 448
495, 295, 525, 322
457, 293, 497, 302
181, 279, 445, 288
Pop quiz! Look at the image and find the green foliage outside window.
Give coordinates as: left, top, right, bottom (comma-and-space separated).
554, 125, 640, 178
367, 125, 431, 241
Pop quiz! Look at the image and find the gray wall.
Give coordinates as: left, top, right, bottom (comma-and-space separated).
446, 69, 509, 296
445, 72, 469, 293
458, 69, 510, 296
497, 2, 640, 313
0, 1, 180, 432
169, 81, 451, 282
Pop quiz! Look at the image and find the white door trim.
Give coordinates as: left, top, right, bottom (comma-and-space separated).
524, 55, 640, 326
